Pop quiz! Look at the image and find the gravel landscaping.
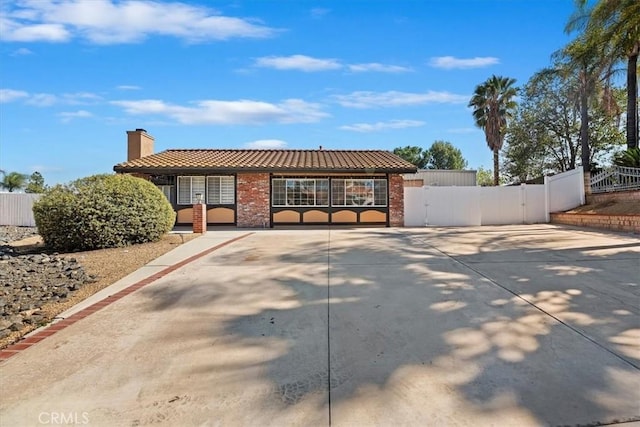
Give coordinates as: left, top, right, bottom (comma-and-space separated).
0, 226, 97, 340
0, 226, 38, 245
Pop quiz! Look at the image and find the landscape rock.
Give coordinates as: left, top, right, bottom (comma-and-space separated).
0, 226, 38, 246
0, 226, 96, 340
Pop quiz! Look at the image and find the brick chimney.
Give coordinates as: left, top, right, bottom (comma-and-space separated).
127, 128, 154, 161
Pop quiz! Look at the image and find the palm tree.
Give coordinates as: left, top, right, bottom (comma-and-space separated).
568, 0, 639, 150
590, 0, 639, 150
468, 75, 518, 185
0, 171, 28, 192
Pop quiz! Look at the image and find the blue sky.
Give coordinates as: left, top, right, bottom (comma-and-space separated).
0, 0, 577, 186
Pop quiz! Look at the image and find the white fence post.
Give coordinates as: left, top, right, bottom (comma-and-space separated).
520, 184, 526, 224
579, 168, 585, 205
544, 175, 550, 223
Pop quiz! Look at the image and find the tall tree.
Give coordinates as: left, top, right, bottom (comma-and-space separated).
25, 171, 47, 193
423, 140, 468, 170
476, 166, 506, 187
392, 146, 427, 169
554, 37, 604, 173
502, 109, 550, 183
569, 0, 639, 150
503, 68, 624, 181
0, 171, 28, 192
468, 75, 518, 185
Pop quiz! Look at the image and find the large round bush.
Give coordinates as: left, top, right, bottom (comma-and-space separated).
33, 174, 176, 251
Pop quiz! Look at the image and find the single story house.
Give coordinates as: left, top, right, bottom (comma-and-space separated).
113, 129, 417, 227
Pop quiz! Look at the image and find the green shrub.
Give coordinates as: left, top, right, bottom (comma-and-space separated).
613, 148, 640, 168
33, 174, 176, 251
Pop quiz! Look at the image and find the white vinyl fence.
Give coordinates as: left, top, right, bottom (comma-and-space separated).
405, 168, 585, 227
0, 193, 41, 227
545, 168, 585, 220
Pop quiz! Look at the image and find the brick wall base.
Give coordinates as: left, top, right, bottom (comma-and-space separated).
550, 212, 640, 234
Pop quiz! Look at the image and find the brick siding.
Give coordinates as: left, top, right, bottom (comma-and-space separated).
192, 203, 207, 233
237, 173, 271, 228
550, 212, 640, 234
389, 174, 405, 227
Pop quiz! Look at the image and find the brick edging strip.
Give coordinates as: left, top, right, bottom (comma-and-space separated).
0, 232, 254, 362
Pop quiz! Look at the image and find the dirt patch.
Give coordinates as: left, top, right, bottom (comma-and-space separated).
565, 200, 640, 216
1, 233, 200, 349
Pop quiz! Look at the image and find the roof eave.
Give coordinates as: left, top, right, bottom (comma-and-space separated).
113, 166, 417, 175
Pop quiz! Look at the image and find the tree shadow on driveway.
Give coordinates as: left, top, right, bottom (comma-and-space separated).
141, 227, 640, 426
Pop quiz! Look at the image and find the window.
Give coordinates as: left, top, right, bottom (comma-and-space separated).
157, 185, 173, 204
331, 179, 387, 206
177, 176, 205, 205
207, 176, 235, 204
177, 176, 235, 205
272, 178, 329, 206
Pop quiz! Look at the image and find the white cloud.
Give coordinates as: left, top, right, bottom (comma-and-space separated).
255, 55, 341, 72
348, 63, 412, 73
111, 98, 328, 125
310, 8, 330, 19
62, 92, 102, 104
340, 119, 425, 133
0, 88, 29, 103
429, 56, 499, 69
0, 89, 101, 106
11, 47, 33, 55
244, 139, 288, 149
116, 85, 141, 91
58, 109, 92, 123
0, 18, 70, 42
254, 56, 410, 73
333, 90, 468, 109
1, 0, 278, 44
25, 93, 57, 107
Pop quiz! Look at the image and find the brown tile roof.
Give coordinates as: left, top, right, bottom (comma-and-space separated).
114, 149, 417, 174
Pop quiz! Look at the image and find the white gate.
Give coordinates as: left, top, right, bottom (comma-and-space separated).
404, 169, 584, 227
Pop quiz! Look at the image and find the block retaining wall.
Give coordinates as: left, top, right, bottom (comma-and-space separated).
587, 190, 640, 204
550, 212, 639, 234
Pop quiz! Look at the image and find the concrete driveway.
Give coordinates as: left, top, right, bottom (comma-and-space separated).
1, 225, 638, 426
